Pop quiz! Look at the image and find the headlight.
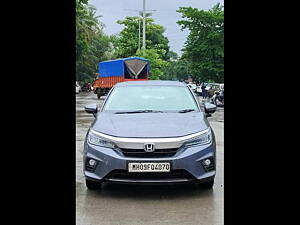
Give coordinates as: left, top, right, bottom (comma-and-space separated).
184, 128, 212, 147
88, 129, 115, 148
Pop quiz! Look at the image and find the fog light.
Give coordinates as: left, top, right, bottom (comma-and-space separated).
89, 159, 97, 167
201, 157, 215, 172
204, 159, 211, 166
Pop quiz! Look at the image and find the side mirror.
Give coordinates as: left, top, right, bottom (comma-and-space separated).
84, 103, 98, 116
204, 102, 217, 114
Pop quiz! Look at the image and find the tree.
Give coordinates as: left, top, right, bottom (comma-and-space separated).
177, 3, 224, 83
114, 16, 170, 60
76, 0, 114, 83
136, 49, 169, 80
166, 51, 179, 62
161, 59, 191, 81
76, 0, 101, 60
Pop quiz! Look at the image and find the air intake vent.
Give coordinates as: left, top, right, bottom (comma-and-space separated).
120, 148, 178, 158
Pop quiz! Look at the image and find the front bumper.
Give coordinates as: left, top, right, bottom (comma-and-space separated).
83, 141, 216, 184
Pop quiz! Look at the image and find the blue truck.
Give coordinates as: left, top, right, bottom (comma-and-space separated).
93, 57, 150, 98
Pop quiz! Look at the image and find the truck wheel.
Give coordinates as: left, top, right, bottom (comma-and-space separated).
86, 179, 102, 190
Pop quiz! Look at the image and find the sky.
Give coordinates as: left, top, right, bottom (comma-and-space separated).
89, 0, 224, 56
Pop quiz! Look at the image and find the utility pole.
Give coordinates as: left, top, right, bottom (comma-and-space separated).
124, 2, 156, 53
138, 19, 141, 51
142, 0, 146, 51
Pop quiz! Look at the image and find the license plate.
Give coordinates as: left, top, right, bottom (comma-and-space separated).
128, 162, 170, 172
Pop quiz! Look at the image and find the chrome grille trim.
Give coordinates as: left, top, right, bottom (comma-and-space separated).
90, 128, 209, 149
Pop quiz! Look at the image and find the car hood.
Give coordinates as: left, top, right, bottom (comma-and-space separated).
92, 112, 209, 138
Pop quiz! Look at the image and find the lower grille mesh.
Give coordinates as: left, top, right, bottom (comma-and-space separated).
105, 169, 195, 180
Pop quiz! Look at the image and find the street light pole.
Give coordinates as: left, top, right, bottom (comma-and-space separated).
142, 0, 146, 51
124, 1, 156, 53
138, 18, 141, 51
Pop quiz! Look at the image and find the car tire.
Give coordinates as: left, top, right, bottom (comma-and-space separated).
200, 180, 214, 189
86, 179, 102, 190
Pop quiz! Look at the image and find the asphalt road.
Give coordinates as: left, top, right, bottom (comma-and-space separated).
76, 91, 224, 225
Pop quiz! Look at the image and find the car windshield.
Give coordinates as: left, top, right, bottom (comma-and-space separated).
102, 85, 199, 113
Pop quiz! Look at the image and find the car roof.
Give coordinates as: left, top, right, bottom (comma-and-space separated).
115, 80, 188, 87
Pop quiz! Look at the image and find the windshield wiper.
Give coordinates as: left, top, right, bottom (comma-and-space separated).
178, 109, 195, 113
115, 110, 164, 114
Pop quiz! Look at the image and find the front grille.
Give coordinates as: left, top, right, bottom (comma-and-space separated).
119, 148, 178, 158
105, 169, 195, 180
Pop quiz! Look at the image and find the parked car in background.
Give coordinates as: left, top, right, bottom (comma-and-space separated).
196, 83, 209, 96
219, 83, 224, 90
211, 89, 224, 106
196, 85, 203, 96
188, 83, 197, 92
76, 81, 81, 94
206, 83, 220, 98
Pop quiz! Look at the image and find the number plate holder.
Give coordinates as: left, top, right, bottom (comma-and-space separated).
128, 162, 171, 172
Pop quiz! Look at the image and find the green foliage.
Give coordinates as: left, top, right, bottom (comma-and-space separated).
161, 59, 191, 81
114, 15, 173, 80
166, 51, 179, 61
76, 0, 114, 83
114, 16, 170, 60
136, 49, 169, 80
177, 3, 224, 83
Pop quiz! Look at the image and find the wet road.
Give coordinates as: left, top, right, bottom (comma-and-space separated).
76, 92, 224, 225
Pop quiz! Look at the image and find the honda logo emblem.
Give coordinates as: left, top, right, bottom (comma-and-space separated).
144, 143, 155, 152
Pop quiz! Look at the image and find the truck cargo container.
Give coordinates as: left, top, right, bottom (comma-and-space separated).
93, 57, 150, 99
